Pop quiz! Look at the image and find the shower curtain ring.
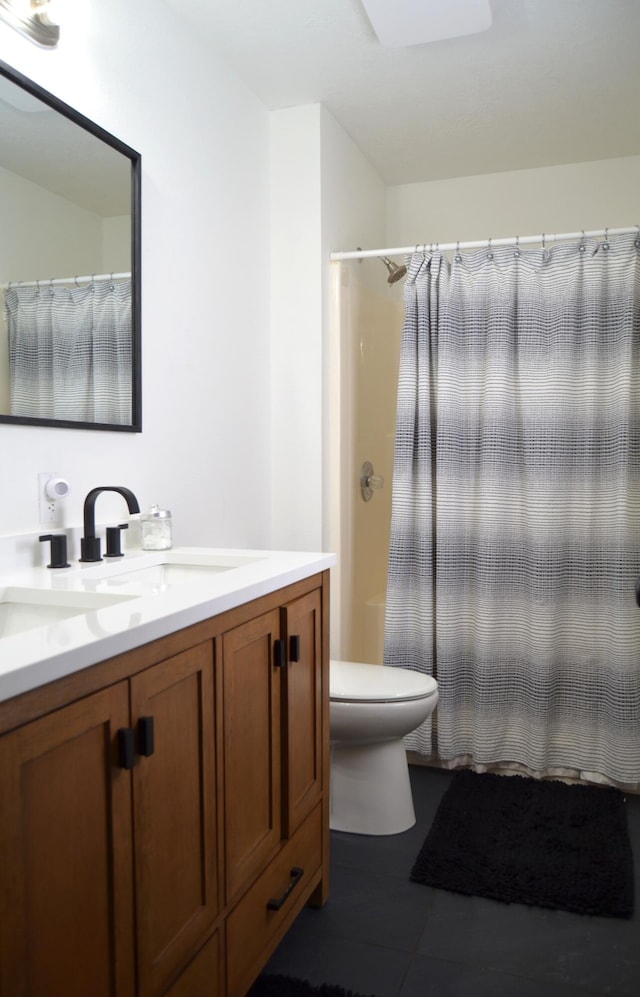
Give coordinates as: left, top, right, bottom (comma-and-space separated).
487, 237, 493, 260
455, 241, 461, 262
514, 235, 520, 257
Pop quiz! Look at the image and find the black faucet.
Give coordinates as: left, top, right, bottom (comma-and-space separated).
80, 486, 141, 562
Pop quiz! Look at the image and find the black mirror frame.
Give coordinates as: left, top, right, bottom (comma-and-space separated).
0, 58, 142, 433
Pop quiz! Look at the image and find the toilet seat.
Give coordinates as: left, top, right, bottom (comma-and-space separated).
330, 659, 437, 704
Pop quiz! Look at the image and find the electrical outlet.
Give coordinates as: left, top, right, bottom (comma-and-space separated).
38, 471, 69, 526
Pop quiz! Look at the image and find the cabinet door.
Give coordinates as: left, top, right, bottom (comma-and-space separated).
0, 682, 135, 997
222, 608, 282, 902
131, 641, 217, 997
282, 588, 323, 836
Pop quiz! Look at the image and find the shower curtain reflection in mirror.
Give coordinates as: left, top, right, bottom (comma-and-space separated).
4, 277, 132, 425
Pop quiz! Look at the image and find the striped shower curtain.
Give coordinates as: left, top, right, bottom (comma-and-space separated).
5, 278, 132, 425
384, 232, 640, 787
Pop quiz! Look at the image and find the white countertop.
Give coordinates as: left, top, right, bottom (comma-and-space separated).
0, 547, 336, 704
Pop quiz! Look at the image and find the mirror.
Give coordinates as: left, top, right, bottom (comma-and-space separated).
0, 58, 141, 432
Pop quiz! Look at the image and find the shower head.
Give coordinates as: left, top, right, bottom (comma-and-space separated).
381, 256, 407, 284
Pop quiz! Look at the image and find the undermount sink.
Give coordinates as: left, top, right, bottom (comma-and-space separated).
89, 552, 263, 591
112, 563, 235, 586
0, 587, 137, 639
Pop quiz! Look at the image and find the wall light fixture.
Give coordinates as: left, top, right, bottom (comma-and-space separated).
0, 0, 60, 48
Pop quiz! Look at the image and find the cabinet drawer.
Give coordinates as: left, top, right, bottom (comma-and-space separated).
164, 930, 220, 997
226, 805, 322, 997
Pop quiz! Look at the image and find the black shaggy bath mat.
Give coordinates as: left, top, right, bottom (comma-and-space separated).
248, 975, 379, 997
410, 770, 634, 918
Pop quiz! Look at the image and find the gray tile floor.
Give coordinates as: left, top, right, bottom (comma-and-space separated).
260, 766, 640, 997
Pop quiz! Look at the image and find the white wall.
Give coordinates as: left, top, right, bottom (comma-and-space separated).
0, 165, 104, 284
387, 155, 640, 247
0, 0, 271, 546
269, 104, 386, 555
102, 216, 130, 273
269, 105, 323, 552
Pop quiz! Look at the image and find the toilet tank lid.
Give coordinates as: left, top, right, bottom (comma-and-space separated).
330, 660, 437, 702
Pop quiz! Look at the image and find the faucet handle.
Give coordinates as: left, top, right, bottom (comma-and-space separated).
105, 523, 129, 559
39, 533, 70, 569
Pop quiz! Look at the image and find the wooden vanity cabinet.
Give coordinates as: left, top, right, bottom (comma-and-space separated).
0, 681, 136, 997
0, 570, 329, 997
223, 586, 325, 997
0, 641, 217, 997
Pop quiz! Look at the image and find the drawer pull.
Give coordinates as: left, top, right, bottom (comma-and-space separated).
289, 634, 301, 662
266, 866, 304, 911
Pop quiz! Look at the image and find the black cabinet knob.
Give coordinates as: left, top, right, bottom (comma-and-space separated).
138, 716, 155, 757
274, 639, 286, 668
117, 728, 136, 770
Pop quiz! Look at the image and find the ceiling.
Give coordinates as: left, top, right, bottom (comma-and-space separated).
167, 0, 640, 186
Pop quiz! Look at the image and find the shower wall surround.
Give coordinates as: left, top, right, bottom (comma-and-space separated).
332, 261, 402, 663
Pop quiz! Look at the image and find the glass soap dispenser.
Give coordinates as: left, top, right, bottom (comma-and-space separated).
141, 503, 173, 550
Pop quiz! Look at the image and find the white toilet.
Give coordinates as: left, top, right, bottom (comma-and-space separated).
329, 659, 438, 835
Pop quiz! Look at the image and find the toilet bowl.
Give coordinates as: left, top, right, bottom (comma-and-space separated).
330, 659, 438, 835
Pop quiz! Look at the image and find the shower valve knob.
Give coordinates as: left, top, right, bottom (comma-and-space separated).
360, 461, 384, 502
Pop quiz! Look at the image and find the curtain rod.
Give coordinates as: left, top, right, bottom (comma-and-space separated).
0, 271, 131, 290
330, 226, 639, 261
